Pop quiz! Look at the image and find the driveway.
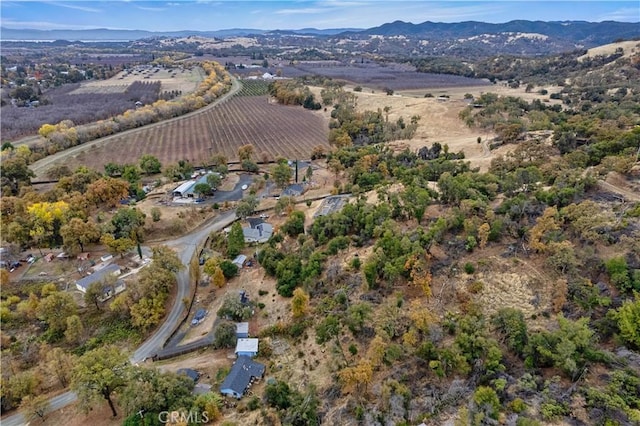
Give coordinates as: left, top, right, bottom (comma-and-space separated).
210, 174, 254, 204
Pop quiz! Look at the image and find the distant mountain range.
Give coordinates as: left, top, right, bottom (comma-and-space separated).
356, 20, 640, 46
1, 20, 639, 44
0, 27, 360, 41
2, 20, 639, 58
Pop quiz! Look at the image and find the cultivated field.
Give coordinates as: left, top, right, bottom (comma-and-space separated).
71, 66, 204, 95
3, 66, 205, 142
52, 94, 330, 172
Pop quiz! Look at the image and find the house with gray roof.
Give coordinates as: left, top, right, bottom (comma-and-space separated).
242, 221, 273, 244
75, 264, 124, 300
219, 356, 265, 399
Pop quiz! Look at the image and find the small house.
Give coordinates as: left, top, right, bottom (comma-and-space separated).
75, 264, 123, 301
219, 356, 265, 399
235, 338, 259, 358
236, 322, 249, 338
242, 221, 273, 244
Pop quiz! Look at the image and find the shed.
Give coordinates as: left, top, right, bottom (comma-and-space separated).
177, 368, 200, 382
236, 322, 249, 338
235, 338, 259, 357
76, 264, 121, 293
232, 254, 247, 268
219, 356, 265, 399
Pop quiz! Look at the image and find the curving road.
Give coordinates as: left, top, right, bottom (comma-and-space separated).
1, 209, 238, 426
131, 209, 238, 364
3, 76, 260, 425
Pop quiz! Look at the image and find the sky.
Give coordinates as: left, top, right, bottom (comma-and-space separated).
1, 1, 638, 32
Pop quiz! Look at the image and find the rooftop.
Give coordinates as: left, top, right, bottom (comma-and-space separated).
235, 338, 259, 354
242, 222, 273, 243
236, 322, 249, 335
219, 356, 265, 397
76, 264, 121, 291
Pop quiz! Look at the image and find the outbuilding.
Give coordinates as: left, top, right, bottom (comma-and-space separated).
236, 322, 249, 338
235, 338, 259, 358
232, 254, 247, 268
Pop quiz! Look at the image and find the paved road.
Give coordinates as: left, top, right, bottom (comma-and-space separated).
1, 210, 238, 426
131, 209, 238, 364
2, 391, 76, 426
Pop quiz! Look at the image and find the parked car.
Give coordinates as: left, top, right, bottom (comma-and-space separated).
191, 308, 207, 326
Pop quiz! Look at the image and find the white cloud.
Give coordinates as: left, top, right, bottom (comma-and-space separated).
50, 2, 102, 13
275, 7, 332, 15
136, 5, 166, 11
0, 18, 99, 30
597, 8, 640, 22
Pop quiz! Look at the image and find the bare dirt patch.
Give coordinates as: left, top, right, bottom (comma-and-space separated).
313, 83, 563, 172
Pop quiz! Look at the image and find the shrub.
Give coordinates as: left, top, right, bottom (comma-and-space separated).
351, 257, 361, 270
473, 386, 500, 420
464, 262, 475, 274
605, 257, 639, 292
219, 260, 238, 279
540, 401, 569, 421
509, 398, 527, 413
468, 281, 483, 294
492, 308, 528, 357
150, 207, 161, 222
247, 396, 260, 411
516, 418, 541, 426
348, 344, 358, 355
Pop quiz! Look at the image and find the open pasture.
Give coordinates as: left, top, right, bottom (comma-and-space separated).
71, 66, 203, 95
55, 95, 330, 172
